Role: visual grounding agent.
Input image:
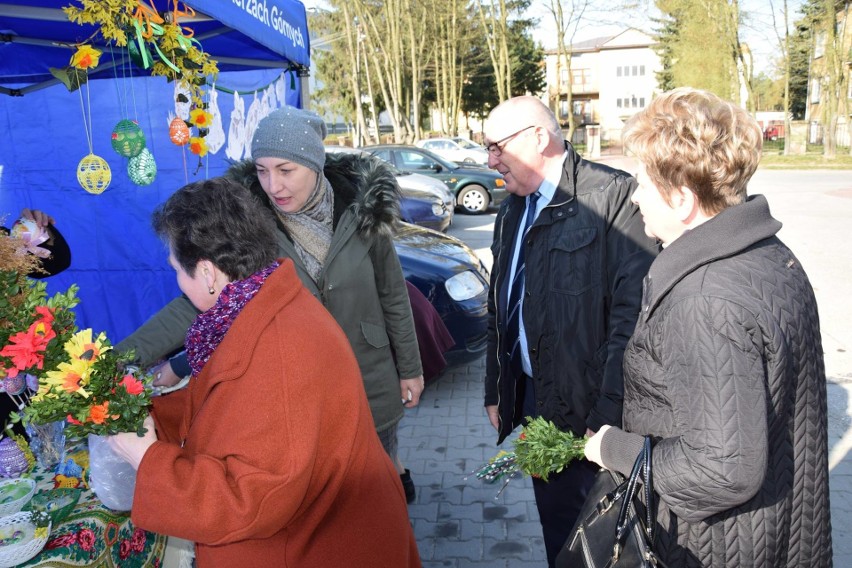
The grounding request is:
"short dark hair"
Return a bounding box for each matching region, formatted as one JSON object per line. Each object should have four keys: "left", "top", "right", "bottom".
{"left": 152, "top": 178, "right": 278, "bottom": 280}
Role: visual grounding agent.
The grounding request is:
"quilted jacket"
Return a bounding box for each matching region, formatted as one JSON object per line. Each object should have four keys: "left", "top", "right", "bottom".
{"left": 603, "top": 195, "right": 832, "bottom": 567}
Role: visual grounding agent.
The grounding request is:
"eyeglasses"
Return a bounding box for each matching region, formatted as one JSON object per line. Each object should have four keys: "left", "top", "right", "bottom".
{"left": 485, "top": 125, "right": 536, "bottom": 156}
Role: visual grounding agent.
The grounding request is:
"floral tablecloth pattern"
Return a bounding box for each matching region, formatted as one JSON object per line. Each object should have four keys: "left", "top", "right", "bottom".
{"left": 17, "top": 447, "right": 166, "bottom": 567}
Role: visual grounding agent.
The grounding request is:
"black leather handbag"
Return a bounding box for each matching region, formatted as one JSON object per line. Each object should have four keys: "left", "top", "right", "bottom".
{"left": 556, "top": 437, "right": 666, "bottom": 568}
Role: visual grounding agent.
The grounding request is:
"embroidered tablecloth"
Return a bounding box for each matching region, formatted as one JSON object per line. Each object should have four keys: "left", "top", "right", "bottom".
{"left": 17, "top": 447, "right": 167, "bottom": 568}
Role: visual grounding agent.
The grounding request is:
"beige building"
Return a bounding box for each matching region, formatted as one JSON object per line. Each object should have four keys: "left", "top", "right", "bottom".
{"left": 542, "top": 29, "right": 661, "bottom": 146}
{"left": 805, "top": 5, "right": 851, "bottom": 147}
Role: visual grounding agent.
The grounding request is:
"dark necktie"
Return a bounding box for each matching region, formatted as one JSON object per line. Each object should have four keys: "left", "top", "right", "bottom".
{"left": 507, "top": 192, "right": 540, "bottom": 379}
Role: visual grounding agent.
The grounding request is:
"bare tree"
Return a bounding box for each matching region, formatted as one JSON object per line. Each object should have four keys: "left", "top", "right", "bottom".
{"left": 477, "top": 0, "right": 513, "bottom": 101}
{"left": 546, "top": 0, "right": 590, "bottom": 141}
{"left": 769, "top": 0, "right": 793, "bottom": 154}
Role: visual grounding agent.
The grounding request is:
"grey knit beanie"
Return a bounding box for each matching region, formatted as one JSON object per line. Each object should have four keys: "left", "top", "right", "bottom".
{"left": 251, "top": 106, "right": 327, "bottom": 172}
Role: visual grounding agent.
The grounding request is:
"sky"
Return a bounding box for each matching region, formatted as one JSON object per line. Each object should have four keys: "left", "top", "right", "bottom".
{"left": 302, "top": 0, "right": 807, "bottom": 77}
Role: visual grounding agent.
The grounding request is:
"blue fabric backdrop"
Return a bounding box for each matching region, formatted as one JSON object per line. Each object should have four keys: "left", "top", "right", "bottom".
{"left": 0, "top": 1, "right": 308, "bottom": 343}
{"left": 0, "top": 69, "right": 301, "bottom": 342}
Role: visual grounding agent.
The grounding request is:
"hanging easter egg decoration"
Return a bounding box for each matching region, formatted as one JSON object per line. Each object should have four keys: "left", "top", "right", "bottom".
{"left": 111, "top": 119, "right": 146, "bottom": 157}
{"left": 128, "top": 147, "right": 157, "bottom": 186}
{"left": 169, "top": 116, "right": 190, "bottom": 146}
{"left": 77, "top": 153, "right": 111, "bottom": 194}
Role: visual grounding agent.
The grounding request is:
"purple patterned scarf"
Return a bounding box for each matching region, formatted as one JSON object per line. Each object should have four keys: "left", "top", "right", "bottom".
{"left": 185, "top": 262, "right": 279, "bottom": 377}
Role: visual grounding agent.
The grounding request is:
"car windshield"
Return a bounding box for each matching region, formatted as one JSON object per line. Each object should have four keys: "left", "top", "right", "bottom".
{"left": 410, "top": 147, "right": 458, "bottom": 171}
{"left": 453, "top": 138, "right": 481, "bottom": 150}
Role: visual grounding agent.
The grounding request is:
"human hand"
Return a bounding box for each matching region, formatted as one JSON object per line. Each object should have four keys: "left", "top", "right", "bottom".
{"left": 106, "top": 415, "right": 158, "bottom": 470}
{"left": 152, "top": 361, "right": 182, "bottom": 387}
{"left": 20, "top": 208, "right": 55, "bottom": 228}
{"left": 583, "top": 424, "right": 612, "bottom": 469}
{"left": 486, "top": 405, "right": 499, "bottom": 431}
{"left": 400, "top": 375, "right": 425, "bottom": 408}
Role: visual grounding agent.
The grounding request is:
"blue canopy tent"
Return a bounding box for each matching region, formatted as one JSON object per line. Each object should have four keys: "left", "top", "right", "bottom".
{"left": 0, "top": 1, "right": 310, "bottom": 343}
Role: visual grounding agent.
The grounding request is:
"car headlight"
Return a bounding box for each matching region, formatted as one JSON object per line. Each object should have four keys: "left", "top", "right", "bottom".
{"left": 494, "top": 178, "right": 505, "bottom": 187}
{"left": 445, "top": 270, "right": 486, "bottom": 301}
{"left": 432, "top": 202, "right": 444, "bottom": 216}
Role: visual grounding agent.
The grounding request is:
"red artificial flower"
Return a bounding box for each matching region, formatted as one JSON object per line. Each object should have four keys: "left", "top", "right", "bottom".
{"left": 34, "top": 305, "right": 55, "bottom": 326}
{"left": 67, "top": 414, "right": 84, "bottom": 426}
{"left": 77, "top": 528, "right": 96, "bottom": 551}
{"left": 0, "top": 319, "right": 55, "bottom": 374}
{"left": 119, "top": 374, "right": 144, "bottom": 395}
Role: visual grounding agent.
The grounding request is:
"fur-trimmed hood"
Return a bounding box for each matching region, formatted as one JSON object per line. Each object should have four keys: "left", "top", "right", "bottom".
{"left": 225, "top": 153, "right": 401, "bottom": 240}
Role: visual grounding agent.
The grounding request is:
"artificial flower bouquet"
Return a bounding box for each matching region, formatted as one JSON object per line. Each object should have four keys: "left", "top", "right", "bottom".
{"left": 22, "top": 329, "right": 154, "bottom": 439}
{"left": 471, "top": 417, "right": 587, "bottom": 494}
{"left": 1, "top": 261, "right": 153, "bottom": 439}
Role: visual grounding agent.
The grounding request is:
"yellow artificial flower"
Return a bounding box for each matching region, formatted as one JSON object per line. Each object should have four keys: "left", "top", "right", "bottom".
{"left": 189, "top": 136, "right": 208, "bottom": 157}
{"left": 65, "top": 329, "right": 110, "bottom": 363}
{"left": 38, "top": 330, "right": 109, "bottom": 399}
{"left": 70, "top": 45, "right": 102, "bottom": 70}
{"left": 189, "top": 108, "right": 213, "bottom": 128}
{"left": 35, "top": 526, "right": 48, "bottom": 539}
{"left": 43, "top": 358, "right": 92, "bottom": 398}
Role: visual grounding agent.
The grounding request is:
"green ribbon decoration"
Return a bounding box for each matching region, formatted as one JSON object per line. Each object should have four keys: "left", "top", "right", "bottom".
{"left": 131, "top": 20, "right": 203, "bottom": 75}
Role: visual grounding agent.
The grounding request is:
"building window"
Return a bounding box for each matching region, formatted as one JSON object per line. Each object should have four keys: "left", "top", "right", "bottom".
{"left": 560, "top": 68, "right": 568, "bottom": 84}
{"left": 617, "top": 66, "right": 622, "bottom": 77}
{"left": 811, "top": 78, "right": 821, "bottom": 103}
{"left": 617, "top": 98, "right": 622, "bottom": 108}
{"left": 640, "top": 65, "right": 645, "bottom": 76}
{"left": 560, "top": 99, "right": 569, "bottom": 117}
{"left": 814, "top": 30, "right": 826, "bottom": 59}
{"left": 640, "top": 97, "right": 645, "bottom": 107}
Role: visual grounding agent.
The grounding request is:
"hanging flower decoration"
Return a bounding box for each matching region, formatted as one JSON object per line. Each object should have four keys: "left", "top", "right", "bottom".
{"left": 63, "top": 1, "right": 219, "bottom": 108}
{"left": 189, "top": 108, "right": 213, "bottom": 129}
{"left": 188, "top": 136, "right": 208, "bottom": 157}
{"left": 70, "top": 45, "right": 102, "bottom": 70}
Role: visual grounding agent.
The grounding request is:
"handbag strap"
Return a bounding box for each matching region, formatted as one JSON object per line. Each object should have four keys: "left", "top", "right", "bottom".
{"left": 613, "top": 436, "right": 655, "bottom": 560}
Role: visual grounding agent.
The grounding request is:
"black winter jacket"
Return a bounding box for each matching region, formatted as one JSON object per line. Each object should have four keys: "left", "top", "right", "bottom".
{"left": 601, "top": 195, "right": 833, "bottom": 567}
{"left": 485, "top": 144, "right": 656, "bottom": 443}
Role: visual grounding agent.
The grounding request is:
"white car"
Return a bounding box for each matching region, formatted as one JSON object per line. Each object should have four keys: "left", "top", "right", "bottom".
{"left": 416, "top": 137, "right": 489, "bottom": 165}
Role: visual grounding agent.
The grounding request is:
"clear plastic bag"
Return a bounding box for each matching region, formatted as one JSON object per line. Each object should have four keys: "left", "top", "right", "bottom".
{"left": 87, "top": 434, "right": 136, "bottom": 511}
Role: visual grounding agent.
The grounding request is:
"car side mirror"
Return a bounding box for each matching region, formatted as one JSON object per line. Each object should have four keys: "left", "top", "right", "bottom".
{"left": 431, "top": 163, "right": 443, "bottom": 172}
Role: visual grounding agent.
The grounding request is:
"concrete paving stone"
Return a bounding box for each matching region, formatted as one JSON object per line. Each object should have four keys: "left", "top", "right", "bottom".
{"left": 459, "top": 518, "right": 486, "bottom": 540}
{"left": 482, "top": 502, "right": 530, "bottom": 523}
{"left": 423, "top": 483, "right": 465, "bottom": 506}
{"left": 456, "top": 560, "right": 514, "bottom": 568}
{"left": 422, "top": 561, "right": 457, "bottom": 568}
{"left": 430, "top": 537, "right": 484, "bottom": 561}
{"left": 422, "top": 457, "right": 471, "bottom": 475}
{"left": 439, "top": 502, "right": 486, "bottom": 522}
{"left": 482, "top": 537, "right": 537, "bottom": 561}
{"left": 408, "top": 501, "right": 441, "bottom": 523}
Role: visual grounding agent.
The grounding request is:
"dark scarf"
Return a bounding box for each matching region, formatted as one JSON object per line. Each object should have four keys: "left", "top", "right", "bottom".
{"left": 185, "top": 261, "right": 279, "bottom": 377}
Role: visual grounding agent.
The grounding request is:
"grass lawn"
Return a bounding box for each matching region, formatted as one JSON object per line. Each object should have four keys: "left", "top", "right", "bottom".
{"left": 761, "top": 141, "right": 852, "bottom": 169}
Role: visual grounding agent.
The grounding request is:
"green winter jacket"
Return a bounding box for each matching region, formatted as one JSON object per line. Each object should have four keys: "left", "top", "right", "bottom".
{"left": 117, "top": 153, "right": 422, "bottom": 432}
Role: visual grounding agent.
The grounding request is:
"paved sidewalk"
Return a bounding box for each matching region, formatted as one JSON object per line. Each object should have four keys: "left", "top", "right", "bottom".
{"left": 401, "top": 355, "right": 849, "bottom": 567}
{"left": 400, "top": 355, "right": 547, "bottom": 568}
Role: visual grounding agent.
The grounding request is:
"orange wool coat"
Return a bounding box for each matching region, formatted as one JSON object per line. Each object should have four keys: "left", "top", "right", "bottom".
{"left": 131, "top": 260, "right": 421, "bottom": 567}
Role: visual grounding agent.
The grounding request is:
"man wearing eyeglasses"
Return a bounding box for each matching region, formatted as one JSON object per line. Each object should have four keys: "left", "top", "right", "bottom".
{"left": 482, "top": 96, "right": 656, "bottom": 566}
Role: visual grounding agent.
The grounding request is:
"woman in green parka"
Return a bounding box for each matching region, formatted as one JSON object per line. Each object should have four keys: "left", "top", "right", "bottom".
{"left": 117, "top": 106, "right": 424, "bottom": 501}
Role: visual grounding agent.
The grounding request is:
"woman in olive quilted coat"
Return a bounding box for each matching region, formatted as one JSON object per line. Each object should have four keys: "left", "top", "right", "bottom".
{"left": 582, "top": 88, "right": 832, "bottom": 567}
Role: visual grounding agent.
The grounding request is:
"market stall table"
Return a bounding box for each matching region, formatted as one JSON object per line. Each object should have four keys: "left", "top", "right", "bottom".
{"left": 16, "top": 445, "right": 167, "bottom": 567}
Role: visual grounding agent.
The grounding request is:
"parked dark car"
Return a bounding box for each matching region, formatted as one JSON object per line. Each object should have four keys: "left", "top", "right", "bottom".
{"left": 395, "top": 223, "right": 489, "bottom": 367}
{"left": 326, "top": 146, "right": 453, "bottom": 232}
{"left": 363, "top": 144, "right": 507, "bottom": 214}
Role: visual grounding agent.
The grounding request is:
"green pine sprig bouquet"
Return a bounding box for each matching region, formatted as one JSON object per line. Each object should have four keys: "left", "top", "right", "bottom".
{"left": 472, "top": 417, "right": 587, "bottom": 490}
